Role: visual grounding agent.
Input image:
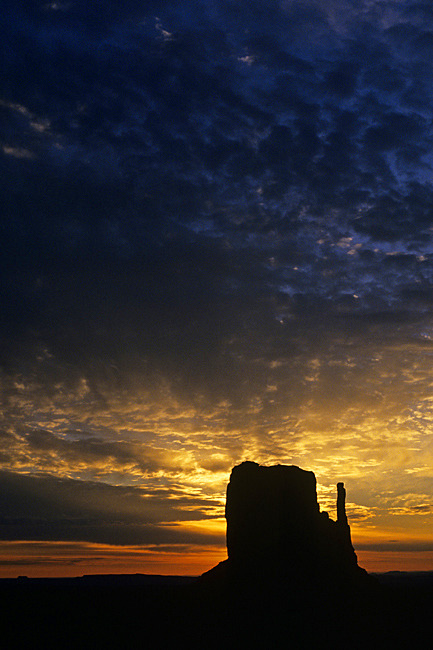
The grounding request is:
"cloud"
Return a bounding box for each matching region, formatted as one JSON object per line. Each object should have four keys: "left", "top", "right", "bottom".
{"left": 0, "top": 470, "right": 223, "bottom": 545}
{"left": 357, "top": 541, "right": 433, "bottom": 553}
{"left": 2, "top": 0, "right": 433, "bottom": 560}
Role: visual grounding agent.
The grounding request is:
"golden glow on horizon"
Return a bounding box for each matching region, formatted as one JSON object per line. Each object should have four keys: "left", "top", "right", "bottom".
{"left": 2, "top": 538, "right": 433, "bottom": 578}
{"left": 2, "top": 350, "right": 433, "bottom": 575}
{"left": 0, "top": 541, "right": 227, "bottom": 579}
{"left": 357, "top": 551, "right": 433, "bottom": 573}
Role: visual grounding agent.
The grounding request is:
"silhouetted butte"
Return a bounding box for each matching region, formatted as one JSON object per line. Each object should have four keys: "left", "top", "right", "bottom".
{"left": 202, "top": 461, "right": 368, "bottom": 593}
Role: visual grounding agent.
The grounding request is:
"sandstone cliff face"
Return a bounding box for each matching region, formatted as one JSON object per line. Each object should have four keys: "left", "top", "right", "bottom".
{"left": 203, "top": 461, "right": 367, "bottom": 590}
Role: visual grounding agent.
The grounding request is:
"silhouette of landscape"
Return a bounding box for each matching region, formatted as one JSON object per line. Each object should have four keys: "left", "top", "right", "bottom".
{"left": 1, "top": 462, "right": 432, "bottom": 648}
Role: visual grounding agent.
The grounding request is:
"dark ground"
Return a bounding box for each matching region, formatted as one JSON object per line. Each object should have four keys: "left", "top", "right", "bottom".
{"left": 0, "top": 572, "right": 431, "bottom": 649}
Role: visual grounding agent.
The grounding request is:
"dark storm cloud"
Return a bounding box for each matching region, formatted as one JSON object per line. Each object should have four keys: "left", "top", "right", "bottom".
{"left": 0, "top": 470, "right": 222, "bottom": 545}
{"left": 2, "top": 1, "right": 433, "bottom": 388}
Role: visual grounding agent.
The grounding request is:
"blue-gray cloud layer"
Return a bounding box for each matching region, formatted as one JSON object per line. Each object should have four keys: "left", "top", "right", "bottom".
{"left": 2, "top": 1, "right": 433, "bottom": 547}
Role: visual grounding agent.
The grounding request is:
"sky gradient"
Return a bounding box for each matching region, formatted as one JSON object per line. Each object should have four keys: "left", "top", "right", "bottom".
{"left": 2, "top": 0, "right": 433, "bottom": 576}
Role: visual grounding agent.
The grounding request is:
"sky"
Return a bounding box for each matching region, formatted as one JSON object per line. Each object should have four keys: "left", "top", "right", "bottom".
{"left": 2, "top": 0, "right": 433, "bottom": 577}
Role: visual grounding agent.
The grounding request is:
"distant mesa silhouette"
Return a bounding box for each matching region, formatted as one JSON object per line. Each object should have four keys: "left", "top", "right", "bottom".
{"left": 202, "top": 461, "right": 369, "bottom": 592}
